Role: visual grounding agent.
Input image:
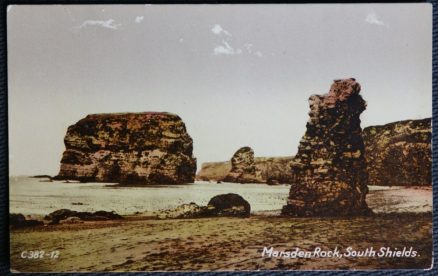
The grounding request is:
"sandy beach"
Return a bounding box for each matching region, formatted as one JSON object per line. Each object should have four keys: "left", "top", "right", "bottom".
{"left": 9, "top": 176, "right": 433, "bottom": 272}
{"left": 10, "top": 213, "right": 432, "bottom": 272}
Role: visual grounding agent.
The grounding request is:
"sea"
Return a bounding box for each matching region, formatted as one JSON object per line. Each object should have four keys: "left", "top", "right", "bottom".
{"left": 9, "top": 176, "right": 432, "bottom": 216}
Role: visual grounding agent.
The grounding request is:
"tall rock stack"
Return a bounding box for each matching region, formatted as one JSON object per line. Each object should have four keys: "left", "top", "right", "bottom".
{"left": 55, "top": 112, "right": 196, "bottom": 185}
{"left": 223, "top": 147, "right": 262, "bottom": 183}
{"left": 282, "top": 78, "right": 372, "bottom": 216}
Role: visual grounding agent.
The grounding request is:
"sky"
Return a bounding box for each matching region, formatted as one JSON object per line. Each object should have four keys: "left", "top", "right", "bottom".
{"left": 7, "top": 4, "right": 432, "bottom": 176}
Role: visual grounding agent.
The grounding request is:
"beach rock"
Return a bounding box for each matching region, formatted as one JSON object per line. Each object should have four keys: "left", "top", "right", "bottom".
{"left": 207, "top": 193, "right": 251, "bottom": 217}
{"left": 45, "top": 209, "right": 123, "bottom": 224}
{"left": 157, "top": 203, "right": 211, "bottom": 219}
{"left": 223, "top": 147, "right": 260, "bottom": 183}
{"left": 10, "top": 213, "right": 44, "bottom": 228}
{"left": 282, "top": 78, "right": 371, "bottom": 217}
{"left": 59, "top": 216, "right": 83, "bottom": 224}
{"left": 363, "top": 118, "right": 431, "bottom": 186}
{"left": 32, "top": 175, "right": 53, "bottom": 179}
{"left": 198, "top": 147, "right": 294, "bottom": 184}
{"left": 158, "top": 194, "right": 251, "bottom": 219}
{"left": 54, "top": 112, "right": 196, "bottom": 185}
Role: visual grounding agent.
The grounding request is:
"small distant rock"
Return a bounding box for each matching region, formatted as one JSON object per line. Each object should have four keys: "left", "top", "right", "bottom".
{"left": 197, "top": 150, "right": 294, "bottom": 184}
{"left": 223, "top": 147, "right": 261, "bottom": 183}
{"left": 32, "top": 175, "right": 53, "bottom": 179}
{"left": 267, "top": 178, "right": 280, "bottom": 186}
{"left": 10, "top": 213, "right": 44, "bottom": 228}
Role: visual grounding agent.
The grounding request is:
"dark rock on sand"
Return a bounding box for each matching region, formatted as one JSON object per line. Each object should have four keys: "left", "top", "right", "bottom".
{"left": 282, "top": 78, "right": 371, "bottom": 217}
{"left": 363, "top": 118, "right": 431, "bottom": 186}
{"left": 10, "top": 213, "right": 44, "bottom": 228}
{"left": 45, "top": 209, "right": 123, "bottom": 224}
{"left": 208, "top": 193, "right": 251, "bottom": 218}
{"left": 157, "top": 202, "right": 211, "bottom": 219}
{"left": 32, "top": 175, "right": 53, "bottom": 179}
{"left": 54, "top": 112, "right": 196, "bottom": 185}
{"left": 159, "top": 193, "right": 251, "bottom": 219}
{"left": 267, "top": 178, "right": 280, "bottom": 186}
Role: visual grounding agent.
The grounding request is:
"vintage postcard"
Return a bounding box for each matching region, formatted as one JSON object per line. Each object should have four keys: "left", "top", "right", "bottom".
{"left": 8, "top": 4, "right": 432, "bottom": 272}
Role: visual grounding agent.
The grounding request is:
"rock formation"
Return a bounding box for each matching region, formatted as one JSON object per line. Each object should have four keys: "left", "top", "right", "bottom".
{"left": 9, "top": 214, "right": 44, "bottom": 228}
{"left": 208, "top": 193, "right": 251, "bottom": 217}
{"left": 197, "top": 146, "right": 294, "bottom": 184}
{"left": 44, "top": 209, "right": 123, "bottom": 224}
{"left": 55, "top": 112, "right": 196, "bottom": 185}
{"left": 282, "top": 78, "right": 371, "bottom": 216}
{"left": 157, "top": 193, "right": 251, "bottom": 219}
{"left": 254, "top": 156, "right": 294, "bottom": 184}
{"left": 363, "top": 118, "right": 431, "bottom": 186}
{"left": 223, "top": 147, "right": 261, "bottom": 183}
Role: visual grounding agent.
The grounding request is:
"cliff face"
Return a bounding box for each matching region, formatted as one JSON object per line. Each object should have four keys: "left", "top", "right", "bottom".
{"left": 363, "top": 118, "right": 431, "bottom": 186}
{"left": 196, "top": 161, "right": 231, "bottom": 182}
{"left": 196, "top": 148, "right": 293, "bottom": 184}
{"left": 55, "top": 112, "right": 196, "bottom": 185}
{"left": 253, "top": 156, "right": 294, "bottom": 184}
{"left": 282, "top": 78, "right": 371, "bottom": 216}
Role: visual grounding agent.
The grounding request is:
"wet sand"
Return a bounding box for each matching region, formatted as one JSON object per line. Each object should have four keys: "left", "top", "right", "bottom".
{"left": 10, "top": 213, "right": 432, "bottom": 272}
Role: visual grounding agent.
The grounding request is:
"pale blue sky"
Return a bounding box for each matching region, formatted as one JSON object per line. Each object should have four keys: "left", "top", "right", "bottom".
{"left": 8, "top": 4, "right": 432, "bottom": 175}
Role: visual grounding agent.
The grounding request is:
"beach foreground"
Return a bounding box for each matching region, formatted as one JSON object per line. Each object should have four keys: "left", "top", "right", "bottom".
{"left": 10, "top": 212, "right": 432, "bottom": 272}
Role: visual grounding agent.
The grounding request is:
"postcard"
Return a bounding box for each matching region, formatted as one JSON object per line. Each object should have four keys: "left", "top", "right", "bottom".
{"left": 8, "top": 4, "right": 432, "bottom": 272}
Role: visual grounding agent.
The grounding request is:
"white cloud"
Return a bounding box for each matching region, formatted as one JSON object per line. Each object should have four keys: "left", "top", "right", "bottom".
{"left": 244, "top": 43, "right": 253, "bottom": 53}
{"left": 365, "top": 12, "right": 385, "bottom": 26}
{"left": 79, "top": 19, "right": 121, "bottom": 30}
{"left": 211, "top": 24, "right": 232, "bottom": 37}
{"left": 244, "top": 43, "right": 264, "bottom": 57}
{"left": 135, "top": 16, "right": 144, "bottom": 24}
{"left": 213, "top": 40, "right": 241, "bottom": 56}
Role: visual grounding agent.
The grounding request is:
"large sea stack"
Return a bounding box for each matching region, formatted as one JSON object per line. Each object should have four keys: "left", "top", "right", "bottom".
{"left": 363, "top": 118, "right": 431, "bottom": 186}
{"left": 55, "top": 112, "right": 196, "bottom": 185}
{"left": 282, "top": 78, "right": 371, "bottom": 216}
